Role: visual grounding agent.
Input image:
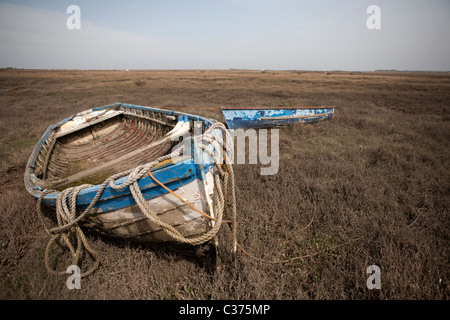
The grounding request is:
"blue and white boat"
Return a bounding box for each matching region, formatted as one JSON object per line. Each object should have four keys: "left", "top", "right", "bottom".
{"left": 24, "top": 103, "right": 231, "bottom": 245}
{"left": 221, "top": 106, "right": 335, "bottom": 129}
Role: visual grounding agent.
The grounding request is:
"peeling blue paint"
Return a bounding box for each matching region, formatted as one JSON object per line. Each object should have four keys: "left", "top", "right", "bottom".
{"left": 221, "top": 107, "right": 335, "bottom": 129}
{"left": 41, "top": 157, "right": 197, "bottom": 212}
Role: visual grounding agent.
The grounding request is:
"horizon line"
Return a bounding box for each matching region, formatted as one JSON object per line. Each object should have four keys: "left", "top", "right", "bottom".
{"left": 1, "top": 67, "right": 450, "bottom": 73}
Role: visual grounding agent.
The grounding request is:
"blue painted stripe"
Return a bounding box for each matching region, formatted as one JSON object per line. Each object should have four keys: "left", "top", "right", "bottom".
{"left": 79, "top": 175, "right": 196, "bottom": 212}
{"left": 42, "top": 157, "right": 197, "bottom": 211}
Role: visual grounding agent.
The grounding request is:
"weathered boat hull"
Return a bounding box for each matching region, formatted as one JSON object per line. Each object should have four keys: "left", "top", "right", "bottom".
{"left": 81, "top": 172, "right": 215, "bottom": 242}
{"left": 221, "top": 106, "right": 335, "bottom": 129}
{"left": 24, "top": 103, "right": 221, "bottom": 243}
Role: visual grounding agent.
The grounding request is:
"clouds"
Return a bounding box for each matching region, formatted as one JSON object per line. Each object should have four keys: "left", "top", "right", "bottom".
{"left": 0, "top": 1, "right": 449, "bottom": 70}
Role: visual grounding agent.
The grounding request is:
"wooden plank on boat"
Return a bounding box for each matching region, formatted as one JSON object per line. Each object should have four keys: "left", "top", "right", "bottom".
{"left": 42, "top": 134, "right": 175, "bottom": 190}
{"left": 55, "top": 110, "right": 124, "bottom": 139}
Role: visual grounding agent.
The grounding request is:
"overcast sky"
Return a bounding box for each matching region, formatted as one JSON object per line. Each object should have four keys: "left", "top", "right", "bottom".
{"left": 0, "top": 0, "right": 449, "bottom": 71}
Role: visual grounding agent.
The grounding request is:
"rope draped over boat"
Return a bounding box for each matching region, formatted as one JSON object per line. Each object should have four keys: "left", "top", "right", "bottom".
{"left": 36, "top": 122, "right": 237, "bottom": 277}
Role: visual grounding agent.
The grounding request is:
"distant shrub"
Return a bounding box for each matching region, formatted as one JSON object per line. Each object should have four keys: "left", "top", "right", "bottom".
{"left": 134, "top": 79, "right": 146, "bottom": 87}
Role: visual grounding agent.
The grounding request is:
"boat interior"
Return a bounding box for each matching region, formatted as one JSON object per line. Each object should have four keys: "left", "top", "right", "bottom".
{"left": 33, "top": 108, "right": 183, "bottom": 190}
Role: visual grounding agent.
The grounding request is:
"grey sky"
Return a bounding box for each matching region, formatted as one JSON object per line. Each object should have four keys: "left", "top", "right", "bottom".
{"left": 0, "top": 0, "right": 449, "bottom": 71}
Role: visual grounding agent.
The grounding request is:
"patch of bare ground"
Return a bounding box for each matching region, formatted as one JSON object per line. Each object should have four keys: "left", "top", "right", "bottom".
{"left": 0, "top": 69, "right": 448, "bottom": 299}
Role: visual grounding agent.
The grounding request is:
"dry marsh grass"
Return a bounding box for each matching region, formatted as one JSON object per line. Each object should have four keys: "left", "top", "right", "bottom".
{"left": 0, "top": 69, "right": 448, "bottom": 300}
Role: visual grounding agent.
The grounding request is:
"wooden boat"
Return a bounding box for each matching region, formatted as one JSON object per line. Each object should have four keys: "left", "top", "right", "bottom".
{"left": 221, "top": 106, "right": 335, "bottom": 129}
{"left": 24, "top": 103, "right": 232, "bottom": 247}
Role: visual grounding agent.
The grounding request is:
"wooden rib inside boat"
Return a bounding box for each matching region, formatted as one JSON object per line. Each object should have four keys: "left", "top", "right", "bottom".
{"left": 40, "top": 110, "right": 176, "bottom": 190}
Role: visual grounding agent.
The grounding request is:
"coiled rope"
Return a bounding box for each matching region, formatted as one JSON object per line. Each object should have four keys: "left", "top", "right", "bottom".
{"left": 36, "top": 122, "right": 237, "bottom": 277}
